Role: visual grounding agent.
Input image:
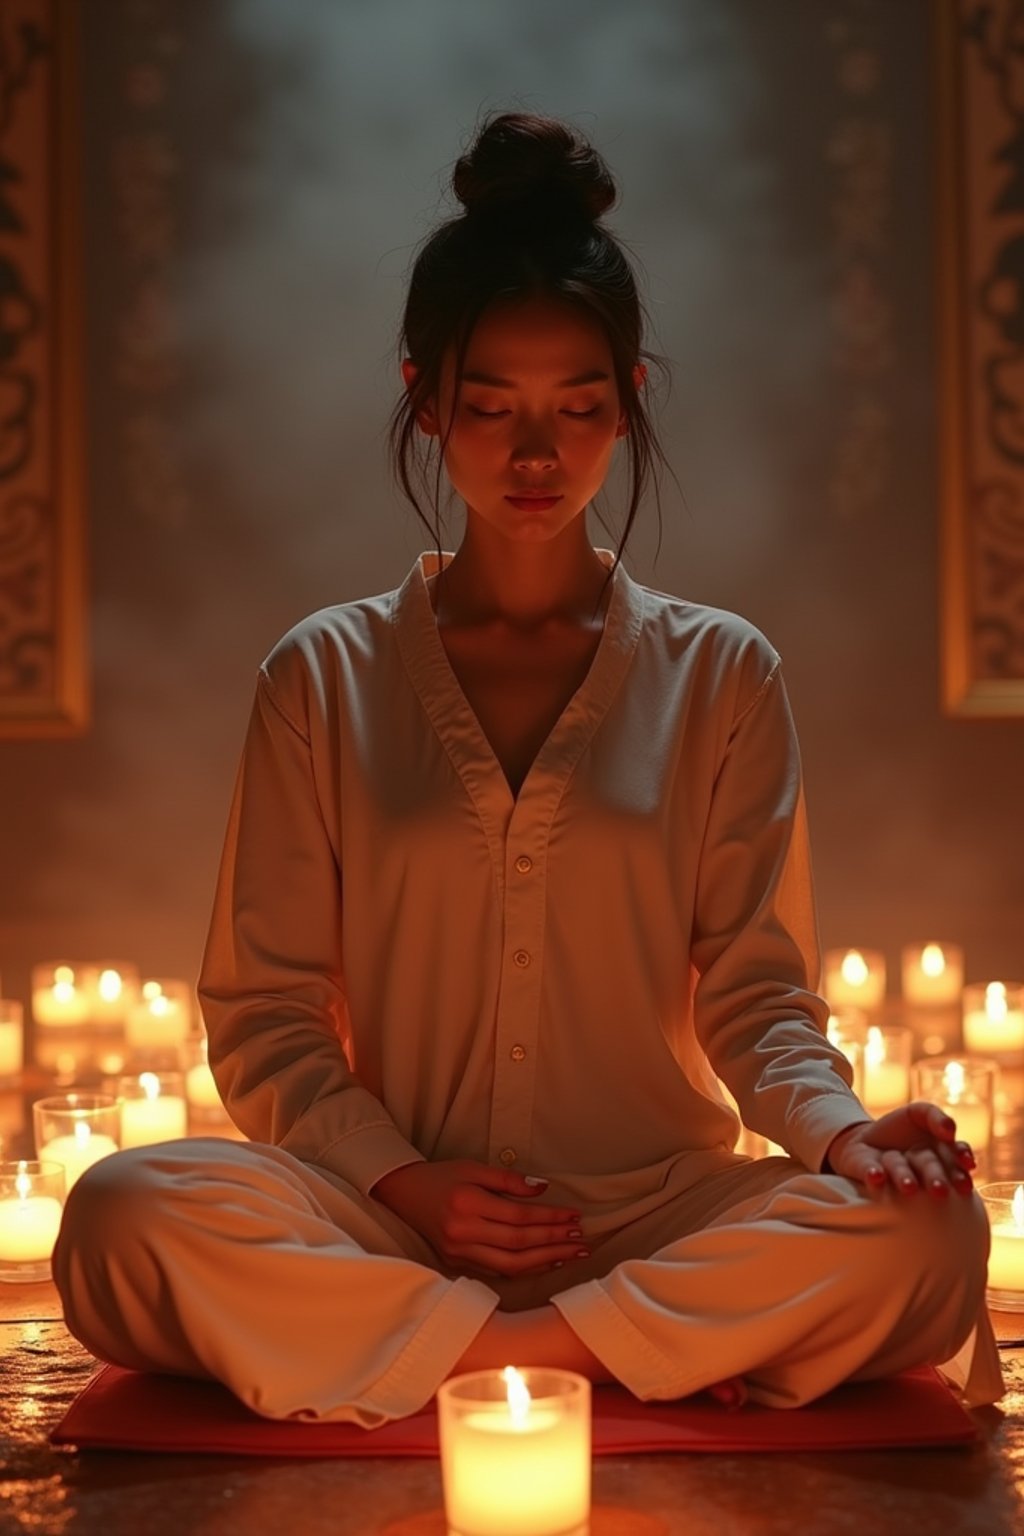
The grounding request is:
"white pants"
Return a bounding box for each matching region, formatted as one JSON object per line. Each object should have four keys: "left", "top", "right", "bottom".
{"left": 51, "top": 1137, "right": 1002, "bottom": 1427}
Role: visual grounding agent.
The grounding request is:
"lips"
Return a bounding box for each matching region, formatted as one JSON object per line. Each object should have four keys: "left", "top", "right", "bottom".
{"left": 506, "top": 492, "right": 563, "bottom": 503}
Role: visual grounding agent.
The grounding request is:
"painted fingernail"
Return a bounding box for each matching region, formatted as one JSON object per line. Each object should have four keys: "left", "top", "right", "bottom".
{"left": 552, "top": 1261, "right": 564, "bottom": 1270}
{"left": 931, "top": 1179, "right": 949, "bottom": 1196}
{"left": 901, "top": 1176, "right": 916, "bottom": 1191}
{"left": 575, "top": 1248, "right": 590, "bottom": 1258}
{"left": 567, "top": 1228, "right": 583, "bottom": 1240}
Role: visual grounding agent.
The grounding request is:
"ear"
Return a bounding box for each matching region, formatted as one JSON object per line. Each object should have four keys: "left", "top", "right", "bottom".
{"left": 401, "top": 358, "right": 440, "bottom": 437}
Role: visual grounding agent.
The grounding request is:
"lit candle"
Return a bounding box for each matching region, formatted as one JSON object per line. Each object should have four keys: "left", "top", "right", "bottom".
{"left": 0, "top": 1165, "right": 63, "bottom": 1266}
{"left": 185, "top": 1061, "right": 222, "bottom": 1112}
{"left": 963, "top": 982, "right": 1024, "bottom": 1058}
{"left": 984, "top": 1184, "right": 1024, "bottom": 1303}
{"left": 119, "top": 1073, "right": 188, "bottom": 1148}
{"left": 438, "top": 1366, "right": 591, "bottom": 1536}
{"left": 826, "top": 1012, "right": 866, "bottom": 1100}
{"left": 32, "top": 964, "right": 90, "bottom": 1026}
{"left": 935, "top": 1060, "right": 990, "bottom": 1150}
{"left": 39, "top": 1121, "right": 119, "bottom": 1191}
{"left": 824, "top": 949, "right": 886, "bottom": 1012}
{"left": 126, "top": 981, "right": 191, "bottom": 1053}
{"left": 862, "top": 1025, "right": 912, "bottom": 1114}
{"left": 901, "top": 943, "right": 964, "bottom": 1006}
{"left": 0, "top": 1002, "right": 23, "bottom": 1081}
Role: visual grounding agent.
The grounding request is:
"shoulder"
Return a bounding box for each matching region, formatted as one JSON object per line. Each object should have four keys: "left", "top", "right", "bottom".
{"left": 636, "top": 578, "right": 782, "bottom": 714}
{"left": 256, "top": 582, "right": 398, "bottom": 726}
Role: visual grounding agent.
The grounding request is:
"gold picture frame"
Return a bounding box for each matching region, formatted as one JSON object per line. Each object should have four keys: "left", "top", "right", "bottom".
{"left": 0, "top": 0, "right": 88, "bottom": 737}
{"left": 935, "top": 1, "right": 1024, "bottom": 716}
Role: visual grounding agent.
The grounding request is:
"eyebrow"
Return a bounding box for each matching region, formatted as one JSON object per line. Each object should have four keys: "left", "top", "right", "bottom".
{"left": 459, "top": 369, "right": 611, "bottom": 388}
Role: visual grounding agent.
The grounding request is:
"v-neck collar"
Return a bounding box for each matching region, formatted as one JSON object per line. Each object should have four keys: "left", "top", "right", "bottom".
{"left": 392, "top": 547, "right": 645, "bottom": 832}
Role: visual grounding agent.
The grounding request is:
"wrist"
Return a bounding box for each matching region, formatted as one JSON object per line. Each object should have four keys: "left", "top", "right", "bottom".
{"left": 822, "top": 1121, "right": 866, "bottom": 1174}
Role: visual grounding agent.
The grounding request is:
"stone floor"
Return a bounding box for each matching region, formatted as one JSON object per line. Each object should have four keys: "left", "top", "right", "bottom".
{"left": 2, "top": 1077, "right": 1023, "bottom": 1536}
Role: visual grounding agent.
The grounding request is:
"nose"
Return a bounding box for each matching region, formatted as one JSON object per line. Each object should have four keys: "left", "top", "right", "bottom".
{"left": 513, "top": 439, "right": 557, "bottom": 470}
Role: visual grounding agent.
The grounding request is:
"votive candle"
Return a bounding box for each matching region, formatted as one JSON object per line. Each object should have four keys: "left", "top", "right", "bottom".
{"left": 862, "top": 1024, "right": 912, "bottom": 1114}
{"left": 438, "top": 1367, "right": 591, "bottom": 1536}
{"left": 118, "top": 1072, "right": 187, "bottom": 1148}
{"left": 0, "top": 1001, "right": 24, "bottom": 1084}
{"left": 901, "top": 943, "right": 964, "bottom": 1006}
{"left": 33, "top": 1094, "right": 121, "bottom": 1191}
{"left": 979, "top": 1183, "right": 1024, "bottom": 1311}
{"left": 963, "top": 982, "right": 1024, "bottom": 1059}
{"left": 824, "top": 949, "right": 886, "bottom": 1012}
{"left": 0, "top": 1161, "right": 64, "bottom": 1282}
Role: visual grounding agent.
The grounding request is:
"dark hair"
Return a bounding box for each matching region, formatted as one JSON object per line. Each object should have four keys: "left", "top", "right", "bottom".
{"left": 385, "top": 109, "right": 682, "bottom": 620}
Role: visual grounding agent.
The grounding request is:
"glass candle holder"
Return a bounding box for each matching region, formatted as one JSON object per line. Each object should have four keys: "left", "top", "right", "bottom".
{"left": 125, "top": 979, "right": 193, "bottom": 1065}
{"left": 81, "top": 962, "right": 140, "bottom": 1025}
{"left": 116, "top": 1071, "right": 187, "bottom": 1148}
{"left": 978, "top": 1182, "right": 1024, "bottom": 1312}
{"left": 32, "top": 1093, "right": 121, "bottom": 1192}
{"left": 181, "top": 1034, "right": 229, "bottom": 1123}
{"left": 823, "top": 949, "right": 886, "bottom": 1013}
{"left": 0, "top": 1001, "right": 24, "bottom": 1088}
{"left": 911, "top": 1056, "right": 997, "bottom": 1166}
{"left": 31, "top": 962, "right": 92, "bottom": 1080}
{"left": 0, "top": 1160, "right": 65, "bottom": 1282}
{"left": 962, "top": 981, "right": 1024, "bottom": 1061}
{"left": 826, "top": 1009, "right": 867, "bottom": 1101}
{"left": 438, "top": 1367, "right": 591, "bottom": 1536}
{"left": 862, "top": 1023, "right": 913, "bottom": 1115}
{"left": 901, "top": 943, "right": 964, "bottom": 1006}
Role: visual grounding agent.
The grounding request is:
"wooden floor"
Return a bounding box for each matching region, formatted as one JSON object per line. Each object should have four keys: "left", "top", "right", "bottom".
{"left": 1, "top": 1081, "right": 1023, "bottom": 1536}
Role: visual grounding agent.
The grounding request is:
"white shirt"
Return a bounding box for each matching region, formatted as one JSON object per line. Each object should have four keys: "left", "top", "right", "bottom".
{"left": 198, "top": 547, "right": 873, "bottom": 1223}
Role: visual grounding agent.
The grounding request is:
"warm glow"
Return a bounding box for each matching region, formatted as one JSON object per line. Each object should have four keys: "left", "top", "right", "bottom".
{"left": 865, "top": 1025, "right": 886, "bottom": 1069}
{"left": 139, "top": 1072, "right": 161, "bottom": 1101}
{"left": 149, "top": 995, "right": 172, "bottom": 1017}
{"left": 142, "top": 980, "right": 163, "bottom": 1001}
{"left": 985, "top": 982, "right": 1008, "bottom": 1022}
{"left": 98, "top": 969, "right": 123, "bottom": 1002}
{"left": 54, "top": 965, "right": 75, "bottom": 986}
{"left": 840, "top": 950, "right": 869, "bottom": 987}
{"left": 942, "top": 1060, "right": 966, "bottom": 1103}
{"left": 826, "top": 1016, "right": 841, "bottom": 1046}
{"left": 1013, "top": 1185, "right": 1024, "bottom": 1232}
{"left": 73, "top": 1120, "right": 92, "bottom": 1148}
{"left": 52, "top": 979, "right": 76, "bottom": 1003}
{"left": 502, "top": 1365, "right": 531, "bottom": 1428}
{"left": 15, "top": 1164, "right": 30, "bottom": 1202}
{"left": 921, "top": 944, "right": 946, "bottom": 978}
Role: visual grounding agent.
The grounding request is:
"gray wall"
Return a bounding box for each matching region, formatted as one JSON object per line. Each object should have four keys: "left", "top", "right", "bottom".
{"left": 3, "top": 0, "right": 1021, "bottom": 1020}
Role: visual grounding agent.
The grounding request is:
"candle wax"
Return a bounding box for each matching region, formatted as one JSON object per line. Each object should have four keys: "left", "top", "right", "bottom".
{"left": 40, "top": 1133, "right": 119, "bottom": 1191}
{"left": 988, "top": 1224, "right": 1024, "bottom": 1295}
{"left": 963, "top": 1009, "right": 1024, "bottom": 1056}
{"left": 0, "top": 1021, "right": 22, "bottom": 1078}
{"left": 442, "top": 1405, "right": 589, "bottom": 1536}
{"left": 0, "top": 1195, "right": 62, "bottom": 1263}
{"left": 120, "top": 1096, "right": 187, "bottom": 1149}
{"left": 185, "top": 1062, "right": 222, "bottom": 1110}
{"left": 863, "top": 1060, "right": 910, "bottom": 1114}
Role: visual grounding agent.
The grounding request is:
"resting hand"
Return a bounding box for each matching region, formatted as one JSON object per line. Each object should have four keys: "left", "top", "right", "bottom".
{"left": 370, "top": 1159, "right": 588, "bottom": 1280}
{"left": 823, "top": 1101, "right": 977, "bottom": 1199}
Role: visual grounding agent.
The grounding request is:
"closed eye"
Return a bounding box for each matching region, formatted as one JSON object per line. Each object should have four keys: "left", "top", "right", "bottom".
{"left": 467, "top": 407, "right": 600, "bottom": 419}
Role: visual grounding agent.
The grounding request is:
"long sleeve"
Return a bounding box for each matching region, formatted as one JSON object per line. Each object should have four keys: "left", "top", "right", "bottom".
{"left": 690, "top": 656, "right": 873, "bottom": 1172}
{"left": 197, "top": 665, "right": 426, "bottom": 1195}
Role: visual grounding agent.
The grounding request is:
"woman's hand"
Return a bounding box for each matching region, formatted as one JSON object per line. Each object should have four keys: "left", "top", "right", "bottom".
{"left": 823, "top": 1101, "right": 977, "bottom": 1198}
{"left": 370, "top": 1160, "right": 589, "bottom": 1280}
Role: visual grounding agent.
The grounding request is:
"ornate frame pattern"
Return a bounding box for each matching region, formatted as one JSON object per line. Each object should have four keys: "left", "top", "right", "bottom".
{"left": 0, "top": 0, "right": 87, "bottom": 737}
{"left": 936, "top": 2, "right": 1024, "bottom": 715}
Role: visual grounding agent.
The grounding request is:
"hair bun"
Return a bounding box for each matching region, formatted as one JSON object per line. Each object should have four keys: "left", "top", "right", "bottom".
{"left": 452, "top": 111, "right": 616, "bottom": 226}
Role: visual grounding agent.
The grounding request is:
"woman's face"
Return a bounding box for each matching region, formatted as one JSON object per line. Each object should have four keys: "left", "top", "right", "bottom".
{"left": 403, "top": 295, "right": 644, "bottom": 543}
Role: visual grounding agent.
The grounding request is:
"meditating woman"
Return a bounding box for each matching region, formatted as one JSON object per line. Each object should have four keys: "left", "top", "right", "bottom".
{"left": 53, "top": 110, "right": 1002, "bottom": 1424}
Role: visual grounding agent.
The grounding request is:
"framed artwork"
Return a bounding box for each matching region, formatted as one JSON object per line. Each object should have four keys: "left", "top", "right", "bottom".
{"left": 935, "top": 2, "right": 1024, "bottom": 716}
{"left": 0, "top": 0, "right": 88, "bottom": 738}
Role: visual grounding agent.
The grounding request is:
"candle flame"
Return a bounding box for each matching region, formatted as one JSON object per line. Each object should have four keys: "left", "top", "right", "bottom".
{"left": 149, "top": 995, "right": 172, "bottom": 1017}
{"left": 53, "top": 965, "right": 75, "bottom": 986}
{"left": 98, "top": 969, "right": 123, "bottom": 1002}
{"left": 985, "top": 982, "right": 1008, "bottom": 1023}
{"left": 142, "top": 980, "right": 163, "bottom": 1001}
{"left": 840, "top": 950, "right": 869, "bottom": 987}
{"left": 53, "top": 979, "right": 76, "bottom": 1003}
{"left": 1012, "top": 1185, "right": 1024, "bottom": 1232}
{"left": 921, "top": 944, "right": 946, "bottom": 979}
{"left": 865, "top": 1025, "right": 886, "bottom": 1070}
{"left": 502, "top": 1365, "right": 531, "bottom": 1427}
{"left": 942, "top": 1060, "right": 966, "bottom": 1104}
{"left": 73, "top": 1120, "right": 93, "bottom": 1148}
{"left": 139, "top": 1072, "right": 161, "bottom": 1101}
{"left": 15, "top": 1161, "right": 30, "bottom": 1201}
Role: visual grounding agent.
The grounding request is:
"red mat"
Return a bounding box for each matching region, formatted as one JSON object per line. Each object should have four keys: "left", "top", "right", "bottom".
{"left": 49, "top": 1363, "right": 975, "bottom": 1455}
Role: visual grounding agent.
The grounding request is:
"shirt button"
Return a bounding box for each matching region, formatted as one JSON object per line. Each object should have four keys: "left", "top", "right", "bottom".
{"left": 499, "top": 1147, "right": 517, "bottom": 1166}
{"left": 513, "top": 949, "right": 531, "bottom": 968}
{"left": 515, "top": 855, "right": 533, "bottom": 874}
{"left": 510, "top": 1044, "right": 526, "bottom": 1062}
